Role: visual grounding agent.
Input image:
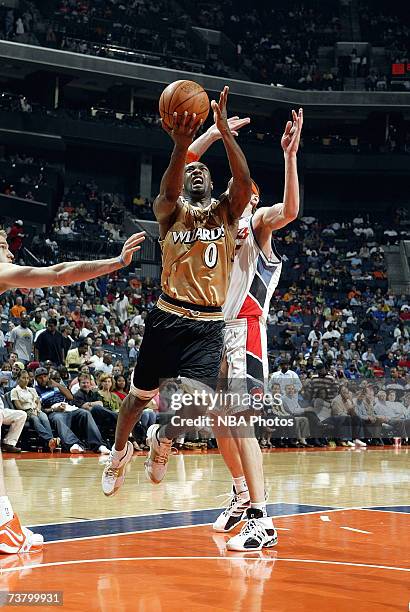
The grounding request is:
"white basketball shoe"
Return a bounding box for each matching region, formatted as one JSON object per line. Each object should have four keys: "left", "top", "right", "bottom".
{"left": 101, "top": 441, "right": 134, "bottom": 497}
{"left": 226, "top": 508, "right": 278, "bottom": 552}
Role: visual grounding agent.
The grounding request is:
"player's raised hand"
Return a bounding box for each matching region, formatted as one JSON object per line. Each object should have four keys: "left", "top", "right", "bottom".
{"left": 227, "top": 116, "right": 250, "bottom": 136}
{"left": 161, "top": 111, "right": 203, "bottom": 148}
{"left": 119, "top": 232, "right": 145, "bottom": 267}
{"left": 281, "top": 108, "right": 303, "bottom": 157}
{"left": 211, "top": 86, "right": 231, "bottom": 135}
{"left": 206, "top": 115, "right": 250, "bottom": 140}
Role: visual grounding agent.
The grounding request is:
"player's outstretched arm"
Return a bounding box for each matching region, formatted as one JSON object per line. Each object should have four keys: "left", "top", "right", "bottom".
{"left": 255, "top": 108, "right": 303, "bottom": 231}
{"left": 186, "top": 116, "right": 250, "bottom": 164}
{"left": 0, "top": 232, "right": 145, "bottom": 292}
{"left": 154, "top": 111, "right": 202, "bottom": 227}
{"left": 211, "top": 87, "right": 252, "bottom": 219}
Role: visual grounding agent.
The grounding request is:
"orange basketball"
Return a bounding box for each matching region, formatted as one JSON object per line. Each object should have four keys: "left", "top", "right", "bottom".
{"left": 159, "top": 80, "right": 210, "bottom": 129}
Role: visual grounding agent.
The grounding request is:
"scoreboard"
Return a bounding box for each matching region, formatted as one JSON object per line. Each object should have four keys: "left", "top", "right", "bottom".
{"left": 392, "top": 63, "right": 410, "bottom": 76}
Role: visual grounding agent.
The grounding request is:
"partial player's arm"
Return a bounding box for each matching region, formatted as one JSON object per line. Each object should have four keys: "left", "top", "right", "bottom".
{"left": 212, "top": 87, "right": 252, "bottom": 219}
{"left": 186, "top": 116, "right": 250, "bottom": 163}
{"left": 254, "top": 109, "right": 303, "bottom": 232}
{"left": 154, "top": 112, "right": 202, "bottom": 233}
{"left": 0, "top": 232, "right": 145, "bottom": 292}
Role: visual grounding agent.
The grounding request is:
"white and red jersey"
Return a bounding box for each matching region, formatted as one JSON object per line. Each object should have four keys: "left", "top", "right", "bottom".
{"left": 223, "top": 215, "right": 282, "bottom": 323}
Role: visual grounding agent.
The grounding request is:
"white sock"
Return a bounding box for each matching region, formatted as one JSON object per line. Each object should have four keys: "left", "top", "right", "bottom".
{"left": 112, "top": 445, "right": 127, "bottom": 460}
{"left": 250, "top": 502, "right": 267, "bottom": 517}
{"left": 0, "top": 496, "right": 13, "bottom": 525}
{"left": 233, "top": 476, "right": 248, "bottom": 495}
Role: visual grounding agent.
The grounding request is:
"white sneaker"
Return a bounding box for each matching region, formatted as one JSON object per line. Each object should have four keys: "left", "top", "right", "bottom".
{"left": 101, "top": 441, "right": 134, "bottom": 497}
{"left": 70, "top": 444, "right": 85, "bottom": 453}
{"left": 226, "top": 509, "right": 278, "bottom": 552}
{"left": 144, "top": 424, "right": 172, "bottom": 484}
{"left": 213, "top": 489, "right": 250, "bottom": 532}
{"left": 346, "top": 441, "right": 355, "bottom": 447}
{"left": 354, "top": 439, "right": 367, "bottom": 447}
{"left": 98, "top": 445, "right": 111, "bottom": 455}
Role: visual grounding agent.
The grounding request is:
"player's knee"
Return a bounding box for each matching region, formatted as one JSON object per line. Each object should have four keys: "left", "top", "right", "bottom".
{"left": 129, "top": 384, "right": 158, "bottom": 402}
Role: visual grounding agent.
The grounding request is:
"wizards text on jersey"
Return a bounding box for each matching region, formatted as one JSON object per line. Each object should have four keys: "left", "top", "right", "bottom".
{"left": 172, "top": 225, "right": 225, "bottom": 244}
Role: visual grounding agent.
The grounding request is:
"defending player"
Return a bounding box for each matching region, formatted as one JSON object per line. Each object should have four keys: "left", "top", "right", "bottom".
{"left": 0, "top": 230, "right": 145, "bottom": 553}
{"left": 187, "top": 109, "right": 303, "bottom": 551}
{"left": 101, "top": 86, "right": 252, "bottom": 496}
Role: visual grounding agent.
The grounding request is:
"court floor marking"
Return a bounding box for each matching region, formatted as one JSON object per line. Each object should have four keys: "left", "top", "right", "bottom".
{"left": 40, "top": 512, "right": 328, "bottom": 545}
{"left": 43, "top": 522, "right": 216, "bottom": 544}
{"left": 26, "top": 501, "right": 342, "bottom": 528}
{"left": 27, "top": 505, "right": 409, "bottom": 545}
{"left": 35, "top": 507, "right": 353, "bottom": 545}
{"left": 38, "top": 507, "right": 382, "bottom": 545}
{"left": 340, "top": 527, "right": 372, "bottom": 534}
{"left": 2, "top": 556, "right": 409, "bottom": 574}
{"left": 362, "top": 506, "right": 410, "bottom": 514}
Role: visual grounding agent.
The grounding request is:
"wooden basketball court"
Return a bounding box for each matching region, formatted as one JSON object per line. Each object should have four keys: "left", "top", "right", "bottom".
{"left": 2, "top": 447, "right": 409, "bottom": 611}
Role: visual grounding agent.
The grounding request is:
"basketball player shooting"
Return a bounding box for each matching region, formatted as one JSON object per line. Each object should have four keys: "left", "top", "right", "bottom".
{"left": 186, "top": 109, "right": 303, "bottom": 551}
{"left": 101, "top": 86, "right": 252, "bottom": 496}
{"left": 0, "top": 230, "right": 145, "bottom": 553}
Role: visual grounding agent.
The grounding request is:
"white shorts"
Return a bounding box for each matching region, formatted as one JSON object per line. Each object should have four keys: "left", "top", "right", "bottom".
{"left": 222, "top": 318, "right": 269, "bottom": 391}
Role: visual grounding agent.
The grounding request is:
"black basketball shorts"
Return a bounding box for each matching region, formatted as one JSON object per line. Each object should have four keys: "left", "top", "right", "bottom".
{"left": 131, "top": 305, "right": 225, "bottom": 399}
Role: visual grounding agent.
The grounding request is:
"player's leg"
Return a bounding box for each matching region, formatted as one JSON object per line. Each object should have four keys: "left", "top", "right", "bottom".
{"left": 231, "top": 435, "right": 265, "bottom": 504}
{"left": 213, "top": 322, "right": 251, "bottom": 531}
{"left": 102, "top": 307, "right": 169, "bottom": 496}
{"left": 226, "top": 319, "right": 278, "bottom": 551}
{"left": 215, "top": 436, "right": 243, "bottom": 478}
{"left": 146, "top": 316, "right": 224, "bottom": 484}
{"left": 0, "top": 452, "right": 43, "bottom": 554}
{"left": 102, "top": 391, "right": 153, "bottom": 496}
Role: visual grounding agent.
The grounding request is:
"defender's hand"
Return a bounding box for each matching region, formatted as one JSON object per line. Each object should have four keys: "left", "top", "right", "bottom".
{"left": 119, "top": 232, "right": 146, "bottom": 267}
{"left": 206, "top": 115, "right": 250, "bottom": 140}
{"left": 281, "top": 108, "right": 303, "bottom": 157}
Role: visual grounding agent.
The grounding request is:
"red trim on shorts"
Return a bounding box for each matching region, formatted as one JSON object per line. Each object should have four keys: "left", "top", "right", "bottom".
{"left": 237, "top": 294, "right": 263, "bottom": 318}
{"left": 246, "top": 318, "right": 262, "bottom": 359}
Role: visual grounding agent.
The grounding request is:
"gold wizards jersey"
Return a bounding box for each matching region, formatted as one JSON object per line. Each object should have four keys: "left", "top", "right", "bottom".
{"left": 160, "top": 196, "right": 235, "bottom": 307}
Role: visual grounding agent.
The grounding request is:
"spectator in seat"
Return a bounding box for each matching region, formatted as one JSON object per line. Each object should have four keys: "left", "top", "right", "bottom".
{"left": 66, "top": 341, "right": 90, "bottom": 374}
{"left": 34, "top": 318, "right": 65, "bottom": 365}
{"left": 11, "top": 369, "right": 59, "bottom": 451}
{"left": 7, "top": 221, "right": 24, "bottom": 258}
{"left": 354, "top": 384, "right": 383, "bottom": 444}
{"left": 34, "top": 367, "right": 110, "bottom": 454}
{"left": 10, "top": 297, "right": 26, "bottom": 320}
{"left": 97, "top": 374, "right": 121, "bottom": 412}
{"left": 4, "top": 362, "right": 25, "bottom": 392}
{"left": 73, "top": 373, "right": 117, "bottom": 433}
{"left": 69, "top": 365, "right": 97, "bottom": 395}
{"left": 8, "top": 314, "right": 33, "bottom": 364}
{"left": 361, "top": 347, "right": 377, "bottom": 364}
{"left": 271, "top": 358, "right": 302, "bottom": 392}
{"left": 0, "top": 392, "right": 26, "bottom": 453}
{"left": 113, "top": 374, "right": 128, "bottom": 400}
{"left": 386, "top": 389, "right": 410, "bottom": 436}
{"left": 94, "top": 352, "right": 113, "bottom": 375}
{"left": 374, "top": 389, "right": 406, "bottom": 440}
{"left": 29, "top": 308, "right": 46, "bottom": 335}
{"left": 281, "top": 384, "right": 311, "bottom": 447}
{"left": 331, "top": 385, "right": 366, "bottom": 447}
